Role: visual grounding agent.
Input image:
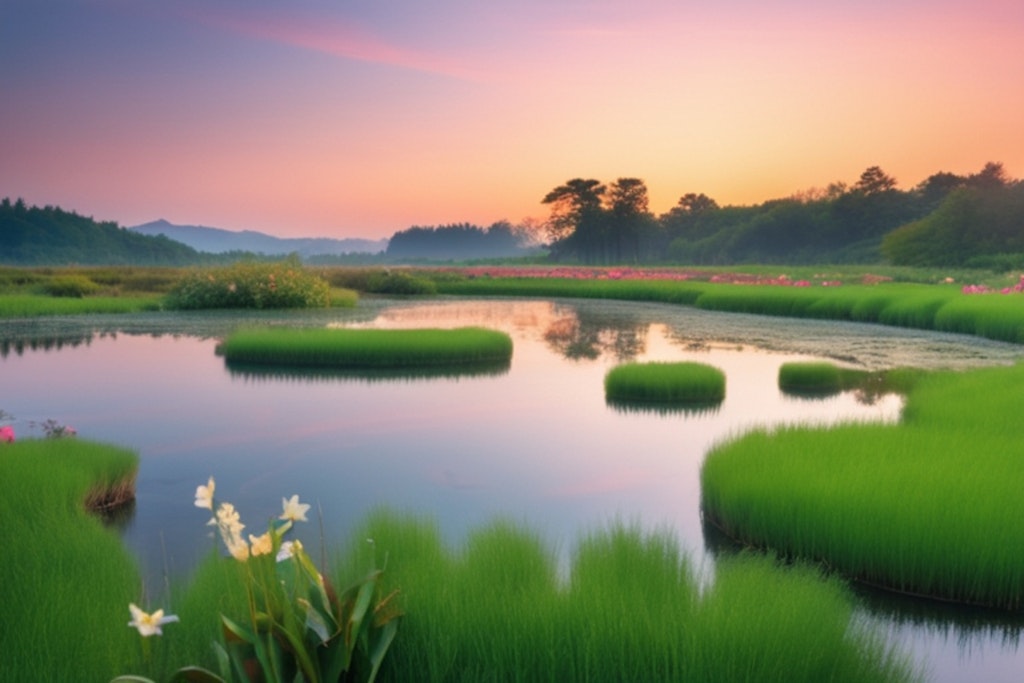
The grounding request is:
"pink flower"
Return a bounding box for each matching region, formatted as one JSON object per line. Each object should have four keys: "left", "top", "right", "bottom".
{"left": 0, "top": 426, "right": 13, "bottom": 443}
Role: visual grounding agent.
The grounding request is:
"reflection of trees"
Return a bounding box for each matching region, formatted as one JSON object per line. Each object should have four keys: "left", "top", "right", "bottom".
{"left": 542, "top": 310, "right": 647, "bottom": 361}
{"left": 0, "top": 333, "right": 94, "bottom": 358}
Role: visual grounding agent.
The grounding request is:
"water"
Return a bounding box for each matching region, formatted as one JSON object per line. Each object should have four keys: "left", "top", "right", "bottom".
{"left": 2, "top": 297, "right": 1022, "bottom": 682}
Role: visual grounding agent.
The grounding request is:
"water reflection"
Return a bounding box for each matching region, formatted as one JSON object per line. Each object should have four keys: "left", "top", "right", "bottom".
{"left": 605, "top": 398, "right": 723, "bottom": 418}
{"left": 225, "top": 359, "right": 512, "bottom": 383}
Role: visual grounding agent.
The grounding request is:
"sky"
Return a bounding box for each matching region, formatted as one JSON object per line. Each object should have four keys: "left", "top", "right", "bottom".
{"left": 2, "top": 0, "right": 1023, "bottom": 240}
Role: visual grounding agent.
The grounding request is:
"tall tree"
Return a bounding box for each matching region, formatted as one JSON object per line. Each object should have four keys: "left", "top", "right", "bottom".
{"left": 541, "top": 178, "right": 606, "bottom": 261}
{"left": 853, "top": 166, "right": 898, "bottom": 195}
{"left": 607, "top": 178, "right": 655, "bottom": 262}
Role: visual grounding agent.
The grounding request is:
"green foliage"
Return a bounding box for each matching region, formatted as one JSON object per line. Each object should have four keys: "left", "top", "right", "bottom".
{"left": 1, "top": 439, "right": 143, "bottom": 682}
{"left": 882, "top": 184, "right": 1024, "bottom": 266}
{"left": 220, "top": 327, "right": 513, "bottom": 369}
{"left": 701, "top": 361, "right": 1024, "bottom": 609}
{"left": 364, "top": 270, "right": 437, "bottom": 295}
{"left": 338, "top": 512, "right": 920, "bottom": 683}
{"left": 0, "top": 293, "right": 163, "bottom": 318}
{"left": 778, "top": 362, "right": 846, "bottom": 394}
{"left": 165, "top": 261, "right": 332, "bottom": 310}
{"left": 605, "top": 361, "right": 726, "bottom": 405}
{"left": 39, "top": 274, "right": 101, "bottom": 298}
{"left": 0, "top": 198, "right": 200, "bottom": 266}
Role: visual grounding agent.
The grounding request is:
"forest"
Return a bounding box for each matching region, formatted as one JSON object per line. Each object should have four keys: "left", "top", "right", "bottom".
{"left": 3, "top": 161, "right": 1022, "bottom": 267}
{"left": 541, "top": 162, "right": 1024, "bottom": 267}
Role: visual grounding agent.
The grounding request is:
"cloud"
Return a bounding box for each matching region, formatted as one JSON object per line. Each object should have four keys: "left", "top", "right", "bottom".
{"left": 180, "top": 6, "right": 484, "bottom": 81}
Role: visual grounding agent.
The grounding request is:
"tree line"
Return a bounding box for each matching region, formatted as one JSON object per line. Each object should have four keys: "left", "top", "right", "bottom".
{"left": 541, "top": 162, "right": 1023, "bottom": 267}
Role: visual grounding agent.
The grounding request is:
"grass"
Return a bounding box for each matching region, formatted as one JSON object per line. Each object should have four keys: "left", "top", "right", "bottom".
{"left": 605, "top": 361, "right": 726, "bottom": 406}
{"left": 701, "top": 361, "right": 1024, "bottom": 609}
{"left": 219, "top": 326, "right": 514, "bottom": 369}
{"left": 428, "top": 273, "right": 1024, "bottom": 344}
{"left": 1, "top": 438, "right": 145, "bottom": 682}
{"left": 0, "top": 293, "right": 163, "bottom": 317}
{"left": 334, "top": 509, "right": 921, "bottom": 683}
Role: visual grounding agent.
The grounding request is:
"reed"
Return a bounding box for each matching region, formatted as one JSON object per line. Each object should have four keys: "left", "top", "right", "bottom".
{"left": 702, "top": 362, "right": 1024, "bottom": 609}
{"left": 777, "top": 362, "right": 872, "bottom": 395}
{"left": 220, "top": 326, "right": 513, "bottom": 369}
{"left": 336, "top": 511, "right": 920, "bottom": 683}
{"left": 605, "top": 361, "right": 725, "bottom": 405}
{"left": 0, "top": 293, "right": 162, "bottom": 318}
{"left": 1, "top": 439, "right": 145, "bottom": 682}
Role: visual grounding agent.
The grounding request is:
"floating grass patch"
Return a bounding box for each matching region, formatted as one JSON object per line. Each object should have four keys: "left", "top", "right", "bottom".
{"left": 605, "top": 361, "right": 725, "bottom": 406}
{"left": 702, "top": 361, "right": 1024, "bottom": 609}
{"left": 220, "top": 326, "right": 513, "bottom": 369}
{"left": 777, "top": 361, "right": 875, "bottom": 397}
{"left": 337, "top": 510, "right": 920, "bottom": 683}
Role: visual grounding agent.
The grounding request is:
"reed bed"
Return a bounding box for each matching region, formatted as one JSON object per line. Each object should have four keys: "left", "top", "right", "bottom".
{"left": 605, "top": 361, "right": 726, "bottom": 405}
{"left": 702, "top": 361, "right": 1024, "bottom": 609}
{"left": 0, "top": 293, "right": 162, "bottom": 318}
{"left": 335, "top": 509, "right": 920, "bottom": 683}
{"left": 432, "top": 275, "right": 1024, "bottom": 344}
{"left": 1, "top": 439, "right": 145, "bottom": 682}
{"left": 220, "top": 326, "right": 513, "bottom": 369}
{"left": 777, "top": 362, "right": 871, "bottom": 395}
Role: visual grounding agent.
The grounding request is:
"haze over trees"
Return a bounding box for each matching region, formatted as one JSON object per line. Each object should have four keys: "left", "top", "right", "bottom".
{"left": 385, "top": 221, "right": 541, "bottom": 261}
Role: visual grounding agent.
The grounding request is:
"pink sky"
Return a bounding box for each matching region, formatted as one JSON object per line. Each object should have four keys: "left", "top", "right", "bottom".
{"left": 2, "top": 0, "right": 1022, "bottom": 239}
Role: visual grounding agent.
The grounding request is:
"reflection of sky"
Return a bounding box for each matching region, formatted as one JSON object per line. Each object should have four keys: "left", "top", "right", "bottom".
{"left": 3, "top": 299, "right": 1023, "bottom": 683}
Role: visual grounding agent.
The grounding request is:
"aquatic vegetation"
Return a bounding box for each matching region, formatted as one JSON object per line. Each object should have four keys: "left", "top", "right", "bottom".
{"left": 702, "top": 361, "right": 1024, "bottom": 609}
{"left": 0, "top": 293, "right": 163, "bottom": 317}
{"left": 335, "top": 510, "right": 921, "bottom": 683}
{"left": 220, "top": 326, "right": 513, "bottom": 369}
{"left": 605, "top": 361, "right": 726, "bottom": 405}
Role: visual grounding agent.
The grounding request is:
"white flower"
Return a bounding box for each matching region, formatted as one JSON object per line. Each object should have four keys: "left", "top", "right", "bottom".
{"left": 279, "top": 495, "right": 310, "bottom": 523}
{"left": 215, "top": 502, "right": 244, "bottom": 536}
{"left": 194, "top": 477, "right": 215, "bottom": 511}
{"left": 128, "top": 603, "right": 179, "bottom": 637}
{"left": 225, "top": 535, "right": 250, "bottom": 561}
{"left": 276, "top": 539, "right": 302, "bottom": 562}
{"left": 249, "top": 532, "right": 273, "bottom": 557}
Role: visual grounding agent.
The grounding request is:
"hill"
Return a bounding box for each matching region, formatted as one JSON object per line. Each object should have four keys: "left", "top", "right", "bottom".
{"left": 0, "top": 199, "right": 199, "bottom": 265}
{"left": 130, "top": 220, "right": 388, "bottom": 257}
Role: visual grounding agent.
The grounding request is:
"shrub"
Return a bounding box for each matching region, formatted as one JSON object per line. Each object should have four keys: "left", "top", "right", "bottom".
{"left": 40, "top": 274, "right": 101, "bottom": 298}
{"left": 165, "top": 260, "right": 331, "bottom": 310}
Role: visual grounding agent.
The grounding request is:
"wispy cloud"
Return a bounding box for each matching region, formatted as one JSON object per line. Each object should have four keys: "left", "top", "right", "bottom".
{"left": 180, "top": 6, "right": 484, "bottom": 82}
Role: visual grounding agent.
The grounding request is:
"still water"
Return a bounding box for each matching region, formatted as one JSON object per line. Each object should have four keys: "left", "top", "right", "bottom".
{"left": 2, "top": 297, "right": 1022, "bottom": 682}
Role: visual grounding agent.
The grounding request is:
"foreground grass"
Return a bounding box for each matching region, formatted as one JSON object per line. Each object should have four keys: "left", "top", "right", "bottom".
{"left": 605, "top": 361, "right": 726, "bottom": 405}
{"left": 334, "top": 510, "right": 920, "bottom": 683}
{"left": 220, "top": 326, "right": 514, "bottom": 369}
{"left": 6, "top": 448, "right": 921, "bottom": 683}
{"left": 702, "top": 361, "right": 1024, "bottom": 609}
{"left": 1, "top": 439, "right": 145, "bottom": 681}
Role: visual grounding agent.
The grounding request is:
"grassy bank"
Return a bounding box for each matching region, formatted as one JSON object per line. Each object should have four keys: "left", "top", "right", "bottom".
{"left": 219, "top": 326, "right": 514, "bottom": 369}
{"left": 333, "top": 510, "right": 920, "bottom": 683}
{"left": 1, "top": 438, "right": 146, "bottom": 681}
{"left": 701, "top": 361, "right": 1024, "bottom": 609}
{"left": 605, "top": 361, "right": 726, "bottom": 405}
{"left": 429, "top": 274, "right": 1024, "bottom": 344}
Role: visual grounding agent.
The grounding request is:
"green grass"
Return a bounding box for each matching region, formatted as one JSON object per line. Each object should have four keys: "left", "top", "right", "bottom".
{"left": 605, "top": 361, "right": 726, "bottom": 405}
{"left": 336, "top": 509, "right": 920, "bottom": 683}
{"left": 0, "top": 293, "right": 163, "bottom": 317}
{"left": 1, "top": 438, "right": 146, "bottom": 682}
{"left": 702, "top": 361, "right": 1024, "bottom": 609}
{"left": 219, "top": 326, "right": 514, "bottom": 369}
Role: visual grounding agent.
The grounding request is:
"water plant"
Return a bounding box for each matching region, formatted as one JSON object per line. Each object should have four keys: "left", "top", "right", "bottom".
{"left": 335, "top": 510, "right": 920, "bottom": 683}
{"left": 219, "top": 326, "right": 513, "bottom": 369}
{"left": 702, "top": 361, "right": 1024, "bottom": 609}
{"left": 605, "top": 361, "right": 725, "bottom": 405}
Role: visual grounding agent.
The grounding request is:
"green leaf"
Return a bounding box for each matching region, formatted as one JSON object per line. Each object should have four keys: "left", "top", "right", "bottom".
{"left": 110, "top": 677, "right": 157, "bottom": 683}
{"left": 168, "top": 666, "right": 230, "bottom": 683}
{"left": 300, "top": 597, "right": 332, "bottom": 644}
{"left": 365, "top": 617, "right": 400, "bottom": 683}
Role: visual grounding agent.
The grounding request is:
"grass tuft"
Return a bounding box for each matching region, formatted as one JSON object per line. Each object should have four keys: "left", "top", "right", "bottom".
{"left": 605, "top": 361, "right": 725, "bottom": 406}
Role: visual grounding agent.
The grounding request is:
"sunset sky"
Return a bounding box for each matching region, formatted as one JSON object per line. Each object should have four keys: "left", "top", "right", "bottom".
{"left": 3, "top": 0, "right": 1022, "bottom": 239}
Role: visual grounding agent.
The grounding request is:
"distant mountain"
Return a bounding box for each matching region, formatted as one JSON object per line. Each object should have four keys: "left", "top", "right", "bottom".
{"left": 130, "top": 220, "right": 388, "bottom": 256}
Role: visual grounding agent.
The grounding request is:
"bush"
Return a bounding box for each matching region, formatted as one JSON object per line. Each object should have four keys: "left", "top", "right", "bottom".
{"left": 165, "top": 260, "right": 331, "bottom": 310}
{"left": 365, "top": 270, "right": 437, "bottom": 295}
{"left": 40, "top": 274, "right": 101, "bottom": 298}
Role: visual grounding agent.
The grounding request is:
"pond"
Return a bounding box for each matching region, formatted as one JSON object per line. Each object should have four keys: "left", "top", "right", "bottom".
{"left": 2, "top": 296, "right": 1023, "bottom": 683}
